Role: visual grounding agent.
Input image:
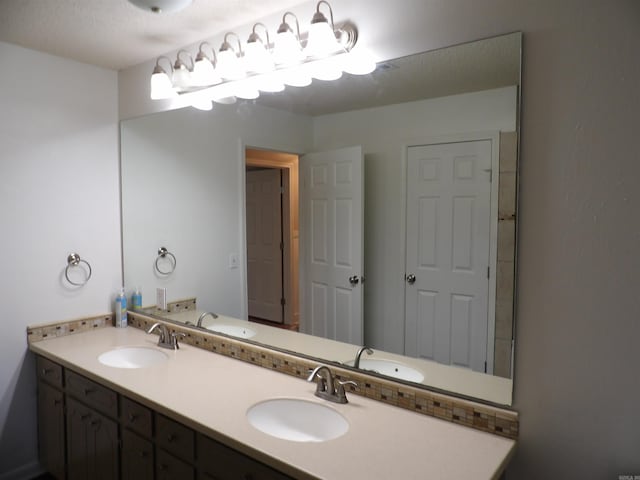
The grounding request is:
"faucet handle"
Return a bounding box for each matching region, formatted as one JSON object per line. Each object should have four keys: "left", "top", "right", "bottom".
{"left": 335, "top": 380, "right": 358, "bottom": 403}
{"left": 171, "top": 332, "right": 186, "bottom": 349}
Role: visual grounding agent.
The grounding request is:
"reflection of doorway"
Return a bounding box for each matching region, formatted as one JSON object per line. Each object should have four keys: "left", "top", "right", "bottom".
{"left": 245, "top": 148, "right": 299, "bottom": 330}
{"left": 404, "top": 139, "right": 495, "bottom": 373}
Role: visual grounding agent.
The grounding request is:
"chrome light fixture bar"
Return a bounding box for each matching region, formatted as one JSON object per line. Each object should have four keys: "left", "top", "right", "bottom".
{"left": 149, "top": 1, "right": 376, "bottom": 107}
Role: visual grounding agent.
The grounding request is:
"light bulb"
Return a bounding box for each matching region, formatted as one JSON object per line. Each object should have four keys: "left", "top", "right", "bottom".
{"left": 193, "top": 56, "right": 221, "bottom": 86}
{"left": 273, "top": 29, "right": 305, "bottom": 66}
{"left": 150, "top": 69, "right": 175, "bottom": 99}
{"left": 245, "top": 37, "right": 274, "bottom": 74}
{"left": 305, "top": 20, "right": 341, "bottom": 58}
{"left": 342, "top": 49, "right": 377, "bottom": 75}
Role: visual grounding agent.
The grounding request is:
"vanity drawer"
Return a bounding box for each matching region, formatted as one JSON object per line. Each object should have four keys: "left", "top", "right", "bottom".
{"left": 156, "top": 414, "right": 195, "bottom": 462}
{"left": 37, "top": 356, "right": 63, "bottom": 388}
{"left": 65, "top": 370, "right": 117, "bottom": 418}
{"left": 197, "top": 434, "right": 292, "bottom": 480}
{"left": 121, "top": 397, "right": 153, "bottom": 438}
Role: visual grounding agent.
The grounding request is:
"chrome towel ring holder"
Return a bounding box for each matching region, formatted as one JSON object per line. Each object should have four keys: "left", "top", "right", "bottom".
{"left": 155, "top": 247, "right": 176, "bottom": 275}
{"left": 65, "top": 253, "right": 92, "bottom": 286}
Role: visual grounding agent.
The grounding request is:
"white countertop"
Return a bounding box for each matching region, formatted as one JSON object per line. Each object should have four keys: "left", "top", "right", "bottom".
{"left": 30, "top": 326, "right": 516, "bottom": 480}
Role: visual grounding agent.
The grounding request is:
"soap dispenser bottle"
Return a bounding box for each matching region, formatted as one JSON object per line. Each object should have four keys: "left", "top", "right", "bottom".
{"left": 132, "top": 286, "right": 142, "bottom": 310}
{"left": 115, "top": 288, "right": 128, "bottom": 328}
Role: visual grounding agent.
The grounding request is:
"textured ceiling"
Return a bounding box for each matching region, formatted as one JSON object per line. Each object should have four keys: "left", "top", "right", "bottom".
{"left": 0, "top": 1, "right": 520, "bottom": 116}
{"left": 0, "top": 0, "right": 306, "bottom": 70}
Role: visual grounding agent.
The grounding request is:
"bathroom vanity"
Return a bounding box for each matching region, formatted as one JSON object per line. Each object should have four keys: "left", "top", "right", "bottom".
{"left": 30, "top": 325, "right": 515, "bottom": 479}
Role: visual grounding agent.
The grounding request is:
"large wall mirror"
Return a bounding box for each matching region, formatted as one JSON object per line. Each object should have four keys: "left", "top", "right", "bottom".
{"left": 121, "top": 32, "right": 520, "bottom": 406}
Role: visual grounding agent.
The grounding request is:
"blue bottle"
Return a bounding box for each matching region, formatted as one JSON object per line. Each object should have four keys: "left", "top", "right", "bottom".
{"left": 132, "top": 287, "right": 142, "bottom": 310}
{"left": 115, "top": 288, "right": 128, "bottom": 328}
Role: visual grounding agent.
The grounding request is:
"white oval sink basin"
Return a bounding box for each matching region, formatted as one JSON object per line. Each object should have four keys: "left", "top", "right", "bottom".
{"left": 206, "top": 324, "right": 256, "bottom": 339}
{"left": 345, "top": 358, "right": 425, "bottom": 383}
{"left": 247, "top": 398, "right": 349, "bottom": 442}
{"left": 98, "top": 346, "right": 169, "bottom": 369}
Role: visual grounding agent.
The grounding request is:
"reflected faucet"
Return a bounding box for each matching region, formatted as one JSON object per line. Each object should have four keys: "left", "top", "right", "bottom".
{"left": 354, "top": 346, "right": 373, "bottom": 369}
{"left": 197, "top": 311, "right": 218, "bottom": 328}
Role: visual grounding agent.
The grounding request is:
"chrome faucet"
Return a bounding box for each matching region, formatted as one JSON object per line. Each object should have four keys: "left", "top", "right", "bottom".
{"left": 307, "top": 365, "right": 357, "bottom": 404}
{"left": 354, "top": 346, "right": 373, "bottom": 368}
{"left": 147, "top": 322, "right": 185, "bottom": 350}
{"left": 197, "top": 311, "right": 218, "bottom": 328}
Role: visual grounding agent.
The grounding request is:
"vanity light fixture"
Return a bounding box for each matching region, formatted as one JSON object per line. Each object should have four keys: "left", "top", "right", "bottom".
{"left": 172, "top": 50, "right": 194, "bottom": 90}
{"left": 148, "top": 1, "right": 376, "bottom": 106}
{"left": 305, "top": 1, "right": 342, "bottom": 59}
{"left": 150, "top": 56, "right": 176, "bottom": 99}
{"left": 217, "top": 32, "right": 246, "bottom": 81}
{"left": 192, "top": 43, "right": 221, "bottom": 87}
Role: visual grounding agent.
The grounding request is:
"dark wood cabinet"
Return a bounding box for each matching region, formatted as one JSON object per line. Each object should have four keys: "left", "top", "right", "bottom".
{"left": 197, "top": 434, "right": 291, "bottom": 480}
{"left": 122, "top": 429, "right": 154, "bottom": 480}
{"left": 36, "top": 379, "right": 65, "bottom": 479}
{"left": 66, "top": 396, "right": 119, "bottom": 480}
{"left": 35, "top": 355, "right": 294, "bottom": 480}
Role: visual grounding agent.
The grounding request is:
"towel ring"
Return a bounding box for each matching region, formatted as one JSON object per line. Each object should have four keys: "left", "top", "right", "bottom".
{"left": 65, "top": 253, "right": 92, "bottom": 286}
{"left": 155, "top": 247, "right": 176, "bottom": 275}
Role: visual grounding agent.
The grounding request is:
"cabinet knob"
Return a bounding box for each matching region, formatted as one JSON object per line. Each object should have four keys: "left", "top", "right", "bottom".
{"left": 167, "top": 433, "right": 176, "bottom": 443}
{"left": 128, "top": 413, "right": 137, "bottom": 422}
{"left": 41, "top": 368, "right": 52, "bottom": 375}
{"left": 83, "top": 388, "right": 95, "bottom": 396}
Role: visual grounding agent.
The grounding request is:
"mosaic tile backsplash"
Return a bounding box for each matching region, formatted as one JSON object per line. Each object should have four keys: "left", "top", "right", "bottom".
{"left": 28, "top": 311, "right": 518, "bottom": 440}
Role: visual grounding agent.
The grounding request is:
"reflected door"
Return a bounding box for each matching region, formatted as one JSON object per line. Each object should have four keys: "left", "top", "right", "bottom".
{"left": 246, "top": 169, "right": 284, "bottom": 323}
{"left": 404, "top": 140, "right": 492, "bottom": 372}
{"left": 300, "top": 146, "right": 364, "bottom": 344}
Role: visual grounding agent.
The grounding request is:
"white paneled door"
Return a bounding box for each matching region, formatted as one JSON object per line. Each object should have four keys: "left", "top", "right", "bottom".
{"left": 246, "top": 168, "right": 283, "bottom": 323}
{"left": 300, "top": 146, "right": 364, "bottom": 345}
{"left": 404, "top": 140, "right": 492, "bottom": 372}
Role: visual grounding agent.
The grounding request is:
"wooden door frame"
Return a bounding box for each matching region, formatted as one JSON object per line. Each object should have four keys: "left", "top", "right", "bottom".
{"left": 244, "top": 148, "right": 299, "bottom": 328}
{"left": 401, "top": 132, "right": 499, "bottom": 374}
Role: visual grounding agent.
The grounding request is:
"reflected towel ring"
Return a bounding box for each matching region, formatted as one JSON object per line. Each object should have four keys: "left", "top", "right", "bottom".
{"left": 155, "top": 247, "right": 176, "bottom": 275}
{"left": 65, "top": 253, "right": 92, "bottom": 286}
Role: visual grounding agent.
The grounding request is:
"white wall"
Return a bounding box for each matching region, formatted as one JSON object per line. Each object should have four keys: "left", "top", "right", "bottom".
{"left": 119, "top": 1, "right": 640, "bottom": 477}
{"left": 121, "top": 104, "right": 313, "bottom": 317}
{"left": 312, "top": 87, "right": 517, "bottom": 354}
{"left": 0, "top": 42, "right": 120, "bottom": 477}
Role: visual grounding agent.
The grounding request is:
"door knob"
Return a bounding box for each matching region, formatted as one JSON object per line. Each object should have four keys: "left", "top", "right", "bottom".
{"left": 406, "top": 274, "right": 416, "bottom": 285}
{"left": 349, "top": 275, "right": 360, "bottom": 286}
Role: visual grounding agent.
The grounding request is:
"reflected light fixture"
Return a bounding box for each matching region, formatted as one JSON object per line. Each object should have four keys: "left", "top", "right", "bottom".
{"left": 148, "top": 1, "right": 375, "bottom": 107}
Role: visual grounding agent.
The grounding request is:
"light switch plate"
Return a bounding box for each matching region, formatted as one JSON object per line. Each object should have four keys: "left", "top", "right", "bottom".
{"left": 156, "top": 287, "right": 167, "bottom": 310}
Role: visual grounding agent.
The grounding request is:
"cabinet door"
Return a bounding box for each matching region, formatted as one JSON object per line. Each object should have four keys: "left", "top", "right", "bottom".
{"left": 122, "top": 429, "right": 154, "bottom": 480}
{"left": 157, "top": 449, "right": 195, "bottom": 480}
{"left": 198, "top": 434, "right": 292, "bottom": 480}
{"left": 37, "top": 380, "right": 65, "bottom": 479}
{"left": 66, "top": 397, "right": 119, "bottom": 480}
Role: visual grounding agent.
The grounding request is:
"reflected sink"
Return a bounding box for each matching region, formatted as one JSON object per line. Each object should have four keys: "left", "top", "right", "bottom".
{"left": 247, "top": 398, "right": 349, "bottom": 442}
{"left": 344, "top": 358, "right": 425, "bottom": 383}
{"left": 206, "top": 324, "right": 256, "bottom": 339}
{"left": 98, "top": 346, "right": 169, "bottom": 369}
